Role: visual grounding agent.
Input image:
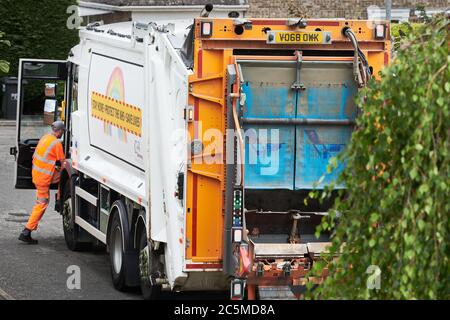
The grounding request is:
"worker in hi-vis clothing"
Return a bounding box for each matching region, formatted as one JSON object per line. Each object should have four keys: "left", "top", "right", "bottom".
{"left": 19, "top": 121, "right": 66, "bottom": 244}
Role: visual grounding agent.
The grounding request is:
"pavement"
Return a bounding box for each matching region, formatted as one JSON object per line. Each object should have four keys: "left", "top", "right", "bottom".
{"left": 0, "top": 120, "right": 15, "bottom": 126}
{"left": 0, "top": 119, "right": 40, "bottom": 126}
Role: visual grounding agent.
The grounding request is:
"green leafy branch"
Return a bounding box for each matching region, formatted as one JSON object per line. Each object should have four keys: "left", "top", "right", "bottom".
{"left": 0, "top": 31, "right": 10, "bottom": 73}
{"left": 305, "top": 15, "right": 449, "bottom": 300}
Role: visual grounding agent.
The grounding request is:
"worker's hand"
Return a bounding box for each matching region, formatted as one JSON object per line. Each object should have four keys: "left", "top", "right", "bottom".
{"left": 55, "top": 161, "right": 61, "bottom": 172}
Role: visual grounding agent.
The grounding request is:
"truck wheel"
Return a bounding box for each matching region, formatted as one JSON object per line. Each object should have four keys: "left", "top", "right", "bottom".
{"left": 109, "top": 210, "right": 141, "bottom": 290}
{"left": 62, "top": 180, "right": 91, "bottom": 251}
{"left": 138, "top": 229, "right": 162, "bottom": 300}
{"left": 108, "top": 200, "right": 140, "bottom": 291}
{"left": 109, "top": 213, "right": 127, "bottom": 290}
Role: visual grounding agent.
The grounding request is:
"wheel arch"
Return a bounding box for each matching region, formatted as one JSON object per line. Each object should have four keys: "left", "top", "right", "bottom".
{"left": 107, "top": 198, "right": 140, "bottom": 287}
{"left": 134, "top": 212, "right": 146, "bottom": 250}
{"left": 106, "top": 200, "right": 130, "bottom": 252}
{"left": 58, "top": 159, "right": 78, "bottom": 214}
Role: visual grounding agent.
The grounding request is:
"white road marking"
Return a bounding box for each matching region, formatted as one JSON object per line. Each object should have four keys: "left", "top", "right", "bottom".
{"left": 0, "top": 287, "right": 15, "bottom": 300}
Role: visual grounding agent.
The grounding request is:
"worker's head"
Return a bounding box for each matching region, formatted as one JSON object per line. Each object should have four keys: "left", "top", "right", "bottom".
{"left": 51, "top": 121, "right": 65, "bottom": 138}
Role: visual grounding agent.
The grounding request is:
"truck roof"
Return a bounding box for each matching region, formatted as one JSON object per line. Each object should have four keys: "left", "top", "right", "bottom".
{"left": 79, "top": 20, "right": 191, "bottom": 54}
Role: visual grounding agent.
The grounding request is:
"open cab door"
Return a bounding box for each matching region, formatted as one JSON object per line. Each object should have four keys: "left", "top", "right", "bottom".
{"left": 11, "top": 59, "right": 68, "bottom": 189}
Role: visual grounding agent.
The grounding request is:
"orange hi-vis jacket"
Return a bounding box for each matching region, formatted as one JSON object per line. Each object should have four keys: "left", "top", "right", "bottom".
{"left": 32, "top": 133, "right": 65, "bottom": 186}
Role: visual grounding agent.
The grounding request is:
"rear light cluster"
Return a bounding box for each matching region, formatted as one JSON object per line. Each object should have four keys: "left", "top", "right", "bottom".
{"left": 201, "top": 21, "right": 213, "bottom": 37}
{"left": 230, "top": 279, "right": 245, "bottom": 300}
{"left": 374, "top": 24, "right": 386, "bottom": 39}
{"left": 232, "top": 187, "right": 243, "bottom": 243}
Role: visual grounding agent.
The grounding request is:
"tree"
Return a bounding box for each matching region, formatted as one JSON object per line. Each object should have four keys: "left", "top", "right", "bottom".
{"left": 0, "top": 31, "right": 10, "bottom": 74}
{"left": 308, "top": 16, "right": 449, "bottom": 299}
{"left": 0, "top": 0, "right": 78, "bottom": 76}
{"left": 416, "top": 5, "right": 432, "bottom": 23}
{"left": 391, "top": 22, "right": 421, "bottom": 52}
{"left": 0, "top": 0, "right": 79, "bottom": 113}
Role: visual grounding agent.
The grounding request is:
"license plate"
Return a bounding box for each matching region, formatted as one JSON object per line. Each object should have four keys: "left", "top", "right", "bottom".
{"left": 267, "top": 31, "right": 332, "bottom": 44}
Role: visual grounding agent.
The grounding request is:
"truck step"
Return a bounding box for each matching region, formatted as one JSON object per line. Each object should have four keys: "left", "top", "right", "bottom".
{"left": 257, "top": 286, "right": 298, "bottom": 300}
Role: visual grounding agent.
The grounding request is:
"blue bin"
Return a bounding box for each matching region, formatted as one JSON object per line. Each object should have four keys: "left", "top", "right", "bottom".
{"left": 242, "top": 82, "right": 296, "bottom": 189}
{"left": 241, "top": 61, "right": 357, "bottom": 190}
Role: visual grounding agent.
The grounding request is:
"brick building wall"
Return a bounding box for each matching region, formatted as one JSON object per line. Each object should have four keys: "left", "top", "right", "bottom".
{"left": 246, "top": 0, "right": 449, "bottom": 19}
{"left": 87, "top": 11, "right": 132, "bottom": 24}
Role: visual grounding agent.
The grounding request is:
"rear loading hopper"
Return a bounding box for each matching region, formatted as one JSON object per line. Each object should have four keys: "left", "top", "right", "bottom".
{"left": 232, "top": 57, "right": 356, "bottom": 298}
{"left": 185, "top": 18, "right": 390, "bottom": 299}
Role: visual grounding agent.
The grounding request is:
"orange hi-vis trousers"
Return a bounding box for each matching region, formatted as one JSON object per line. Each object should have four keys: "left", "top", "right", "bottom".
{"left": 25, "top": 171, "right": 60, "bottom": 231}
{"left": 26, "top": 132, "right": 65, "bottom": 231}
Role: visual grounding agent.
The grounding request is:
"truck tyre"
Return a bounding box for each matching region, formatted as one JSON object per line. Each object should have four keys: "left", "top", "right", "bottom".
{"left": 108, "top": 200, "right": 140, "bottom": 291}
{"left": 62, "top": 179, "right": 91, "bottom": 251}
{"left": 109, "top": 212, "right": 128, "bottom": 290}
{"left": 138, "top": 229, "right": 162, "bottom": 300}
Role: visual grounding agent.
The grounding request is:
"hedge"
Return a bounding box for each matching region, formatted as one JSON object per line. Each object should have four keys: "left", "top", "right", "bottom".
{"left": 0, "top": 0, "right": 79, "bottom": 77}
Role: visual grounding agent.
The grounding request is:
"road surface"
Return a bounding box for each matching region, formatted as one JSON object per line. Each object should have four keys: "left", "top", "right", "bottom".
{"left": 0, "top": 125, "right": 226, "bottom": 300}
{"left": 0, "top": 126, "right": 142, "bottom": 300}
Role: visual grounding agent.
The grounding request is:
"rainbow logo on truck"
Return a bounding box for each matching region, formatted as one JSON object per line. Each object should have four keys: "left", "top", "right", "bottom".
{"left": 91, "top": 66, "right": 142, "bottom": 140}
{"left": 106, "top": 67, "right": 125, "bottom": 101}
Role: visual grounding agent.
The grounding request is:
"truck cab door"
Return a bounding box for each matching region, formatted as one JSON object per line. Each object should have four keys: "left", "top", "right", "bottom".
{"left": 11, "top": 59, "right": 68, "bottom": 189}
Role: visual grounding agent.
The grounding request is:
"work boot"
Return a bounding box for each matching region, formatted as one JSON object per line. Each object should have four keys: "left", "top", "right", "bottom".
{"left": 18, "top": 228, "right": 38, "bottom": 245}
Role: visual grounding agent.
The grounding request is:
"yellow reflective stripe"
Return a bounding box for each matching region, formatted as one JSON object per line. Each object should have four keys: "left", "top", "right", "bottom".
{"left": 36, "top": 197, "right": 49, "bottom": 204}
{"left": 33, "top": 153, "right": 56, "bottom": 165}
{"left": 32, "top": 164, "right": 53, "bottom": 176}
{"left": 33, "top": 136, "right": 59, "bottom": 166}
{"left": 43, "top": 139, "right": 59, "bottom": 158}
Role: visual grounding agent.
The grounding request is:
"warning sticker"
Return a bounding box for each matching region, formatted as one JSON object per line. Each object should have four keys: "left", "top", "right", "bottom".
{"left": 91, "top": 92, "right": 142, "bottom": 137}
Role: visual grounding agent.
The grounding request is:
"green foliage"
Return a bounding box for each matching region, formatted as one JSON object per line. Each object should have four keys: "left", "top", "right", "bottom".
{"left": 308, "top": 16, "right": 449, "bottom": 299}
{"left": 0, "top": 31, "right": 10, "bottom": 74}
{"left": 416, "top": 4, "right": 432, "bottom": 23}
{"left": 0, "top": 0, "right": 78, "bottom": 76}
{"left": 391, "top": 22, "right": 422, "bottom": 51}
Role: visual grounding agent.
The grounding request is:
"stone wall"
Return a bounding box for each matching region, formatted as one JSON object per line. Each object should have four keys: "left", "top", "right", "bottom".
{"left": 246, "top": 0, "right": 449, "bottom": 19}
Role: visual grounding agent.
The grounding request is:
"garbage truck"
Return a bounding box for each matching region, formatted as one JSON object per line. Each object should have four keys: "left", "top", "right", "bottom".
{"left": 11, "top": 7, "right": 390, "bottom": 299}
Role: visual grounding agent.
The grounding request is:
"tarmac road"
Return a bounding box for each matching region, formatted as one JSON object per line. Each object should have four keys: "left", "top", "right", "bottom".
{"left": 0, "top": 125, "right": 226, "bottom": 300}
{"left": 0, "top": 125, "right": 141, "bottom": 300}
